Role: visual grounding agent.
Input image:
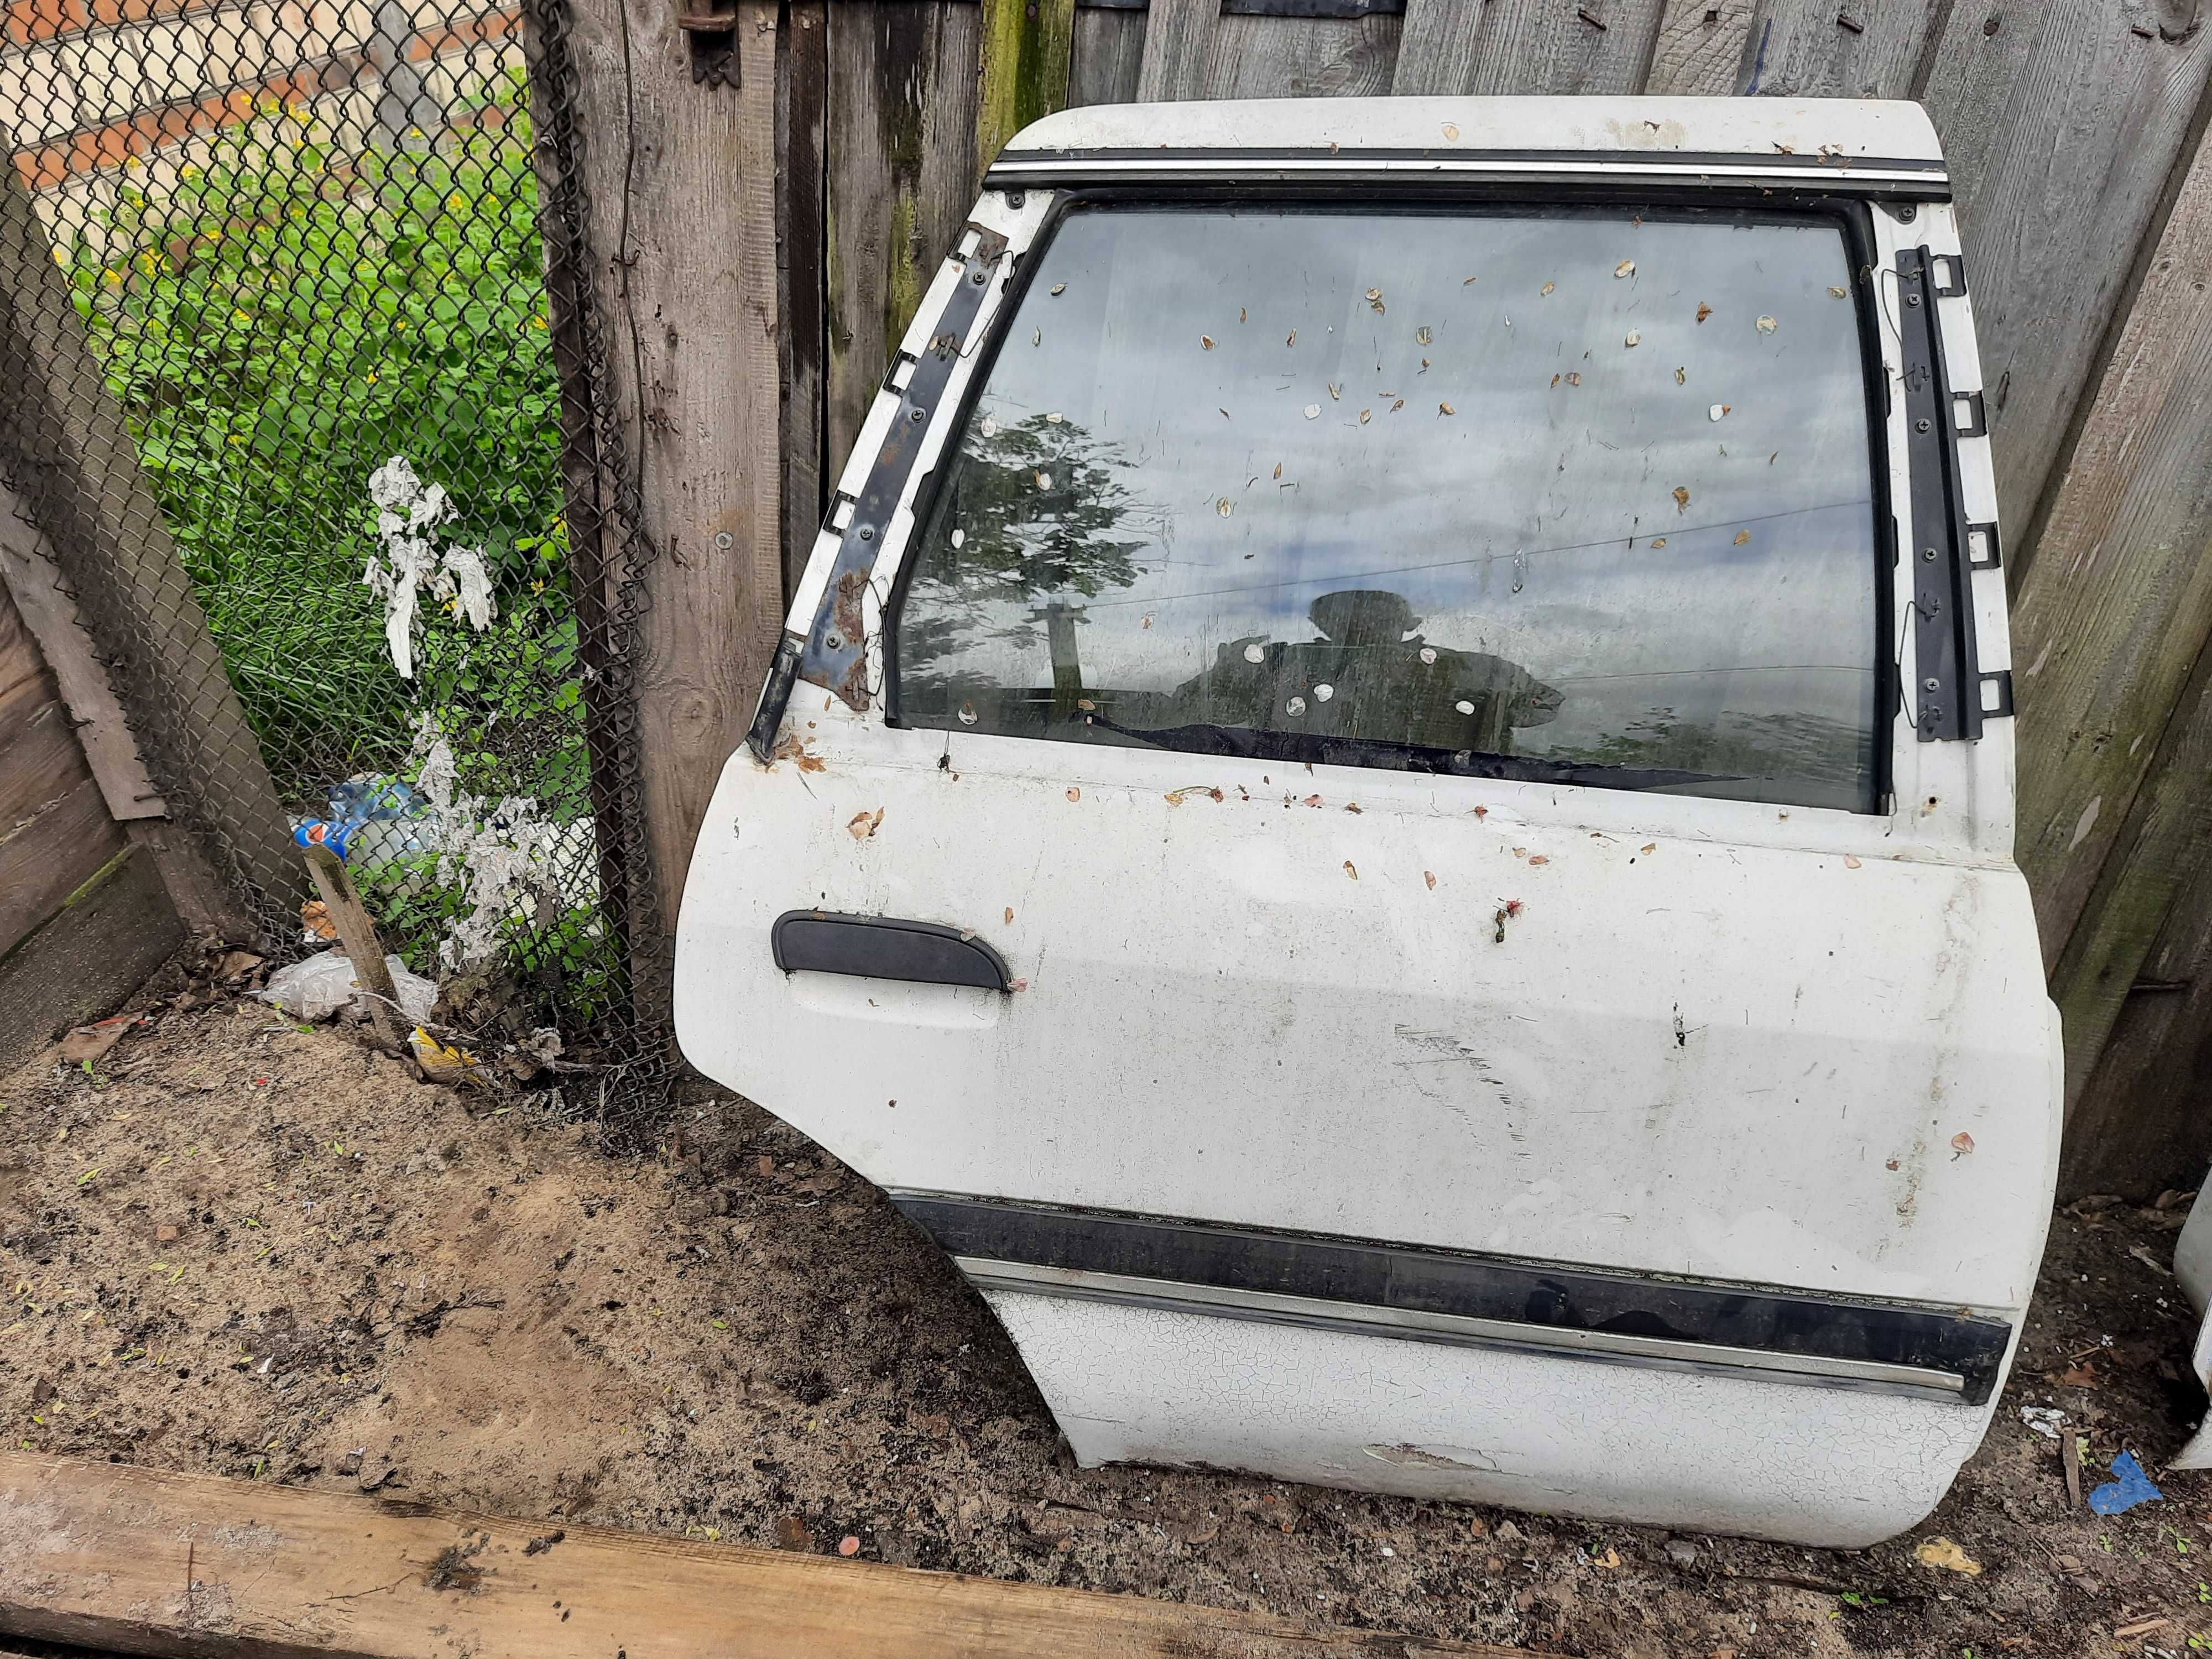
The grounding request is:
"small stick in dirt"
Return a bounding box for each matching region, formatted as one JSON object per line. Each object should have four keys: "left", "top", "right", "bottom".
{"left": 302, "top": 846, "right": 406, "bottom": 1053}
{"left": 2064, "top": 1433, "right": 2084, "bottom": 1510}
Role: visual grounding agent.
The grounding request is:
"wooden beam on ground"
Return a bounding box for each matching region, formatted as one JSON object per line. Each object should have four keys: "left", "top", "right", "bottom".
{"left": 0, "top": 1454, "right": 1512, "bottom": 1659}
{"left": 975, "top": 0, "right": 1075, "bottom": 189}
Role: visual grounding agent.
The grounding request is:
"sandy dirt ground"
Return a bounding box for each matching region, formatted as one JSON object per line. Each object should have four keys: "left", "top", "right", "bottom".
{"left": 3, "top": 987, "right": 2208, "bottom": 1659}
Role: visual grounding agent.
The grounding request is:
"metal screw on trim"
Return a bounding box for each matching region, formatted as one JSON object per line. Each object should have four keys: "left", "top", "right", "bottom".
{"left": 858, "top": 525, "right": 875, "bottom": 541}
{"left": 1916, "top": 418, "right": 1932, "bottom": 433}
{"left": 971, "top": 269, "right": 988, "bottom": 284}
{"left": 714, "top": 531, "right": 733, "bottom": 549}
{"left": 1897, "top": 204, "right": 1917, "bottom": 222}
{"left": 1008, "top": 190, "right": 1025, "bottom": 207}
{"left": 1923, "top": 677, "right": 1940, "bottom": 691}
{"left": 826, "top": 632, "right": 843, "bottom": 649}
{"left": 1922, "top": 546, "right": 1938, "bottom": 561}
{"left": 1906, "top": 293, "right": 1922, "bottom": 306}
{"left": 907, "top": 408, "right": 926, "bottom": 423}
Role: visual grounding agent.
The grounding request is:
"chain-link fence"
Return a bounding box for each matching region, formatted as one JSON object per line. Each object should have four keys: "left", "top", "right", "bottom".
{"left": 0, "top": 0, "right": 670, "bottom": 1128}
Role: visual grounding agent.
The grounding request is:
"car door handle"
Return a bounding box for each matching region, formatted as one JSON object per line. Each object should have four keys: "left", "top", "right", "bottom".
{"left": 770, "top": 910, "right": 1011, "bottom": 992}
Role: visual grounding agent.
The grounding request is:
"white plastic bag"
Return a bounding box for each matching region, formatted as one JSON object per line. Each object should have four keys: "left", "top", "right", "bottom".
{"left": 259, "top": 950, "right": 436, "bottom": 1025}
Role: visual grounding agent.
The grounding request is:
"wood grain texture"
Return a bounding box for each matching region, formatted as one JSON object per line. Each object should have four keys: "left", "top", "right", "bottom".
{"left": 2046, "top": 629, "right": 2212, "bottom": 1130}
{"left": 0, "top": 1454, "right": 1515, "bottom": 1659}
{"left": 2062, "top": 817, "right": 2212, "bottom": 1198}
{"left": 562, "top": 0, "right": 787, "bottom": 939}
{"left": 825, "top": 1, "right": 983, "bottom": 464}
{"left": 1141, "top": 7, "right": 1402, "bottom": 102}
{"left": 0, "top": 844, "right": 180, "bottom": 1070}
{"left": 1919, "top": 0, "right": 2212, "bottom": 540}
{"left": 780, "top": 0, "right": 829, "bottom": 598}
{"left": 1394, "top": 0, "right": 1666, "bottom": 97}
{"left": 0, "top": 161, "right": 291, "bottom": 942}
{"left": 976, "top": 0, "right": 1074, "bottom": 184}
{"left": 0, "top": 698, "right": 90, "bottom": 851}
{"left": 2009, "top": 118, "right": 2212, "bottom": 977}
{"left": 1069, "top": 2, "right": 1145, "bottom": 106}
{"left": 0, "top": 775, "right": 124, "bottom": 959}
{"left": 0, "top": 473, "right": 163, "bottom": 822}
{"left": 1643, "top": 0, "right": 1755, "bottom": 93}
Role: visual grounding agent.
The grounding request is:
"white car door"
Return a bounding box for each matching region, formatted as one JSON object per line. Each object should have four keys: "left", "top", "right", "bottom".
{"left": 676, "top": 98, "right": 2059, "bottom": 1546}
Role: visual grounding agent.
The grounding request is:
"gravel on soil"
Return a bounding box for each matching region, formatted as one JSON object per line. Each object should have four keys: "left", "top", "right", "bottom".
{"left": 2, "top": 995, "right": 2208, "bottom": 1659}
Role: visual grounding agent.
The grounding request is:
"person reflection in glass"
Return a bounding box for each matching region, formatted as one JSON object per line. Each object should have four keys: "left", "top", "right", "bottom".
{"left": 1172, "top": 589, "right": 1562, "bottom": 755}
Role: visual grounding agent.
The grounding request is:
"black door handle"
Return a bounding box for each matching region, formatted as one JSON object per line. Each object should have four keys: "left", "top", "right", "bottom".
{"left": 770, "top": 910, "right": 1011, "bottom": 992}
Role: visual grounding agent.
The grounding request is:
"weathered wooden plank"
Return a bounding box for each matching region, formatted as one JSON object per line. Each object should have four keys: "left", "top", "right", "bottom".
{"left": 1643, "top": 0, "right": 1755, "bottom": 93}
{"left": 1135, "top": 0, "right": 1213, "bottom": 98}
{"left": 2046, "top": 630, "right": 2212, "bottom": 1134}
{"left": 0, "top": 159, "right": 292, "bottom": 944}
{"left": 976, "top": 0, "right": 1074, "bottom": 185}
{"left": 0, "top": 699, "right": 90, "bottom": 843}
{"left": 2061, "top": 818, "right": 2212, "bottom": 1199}
{"left": 826, "top": 1, "right": 984, "bottom": 465}
{"left": 0, "top": 844, "right": 181, "bottom": 1071}
{"left": 1140, "top": 8, "right": 1402, "bottom": 102}
{"left": 0, "top": 1454, "right": 1512, "bottom": 1659}
{"left": 0, "top": 775, "right": 124, "bottom": 959}
{"left": 2008, "top": 117, "right": 2212, "bottom": 979}
{"left": 1068, "top": 2, "right": 1145, "bottom": 106}
{"left": 781, "top": 0, "right": 830, "bottom": 598}
{"left": 0, "top": 472, "right": 163, "bottom": 822}
{"left": 562, "top": 0, "right": 787, "bottom": 941}
{"left": 1395, "top": 0, "right": 1666, "bottom": 97}
{"left": 1641, "top": 0, "right": 1935, "bottom": 95}
{"left": 1734, "top": 0, "right": 1939, "bottom": 96}
{"left": 1919, "top": 0, "right": 2212, "bottom": 542}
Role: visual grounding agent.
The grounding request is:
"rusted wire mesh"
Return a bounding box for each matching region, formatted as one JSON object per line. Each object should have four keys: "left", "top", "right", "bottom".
{"left": 0, "top": 0, "right": 671, "bottom": 1130}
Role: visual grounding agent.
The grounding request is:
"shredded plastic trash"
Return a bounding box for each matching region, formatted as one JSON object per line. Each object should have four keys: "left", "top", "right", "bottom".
{"left": 2088, "top": 1450, "right": 2163, "bottom": 1515}
{"left": 259, "top": 951, "right": 436, "bottom": 1025}
{"left": 2020, "top": 1405, "right": 2068, "bottom": 1441}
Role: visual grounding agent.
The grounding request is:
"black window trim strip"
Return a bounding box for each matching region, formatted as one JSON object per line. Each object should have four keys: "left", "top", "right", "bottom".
{"left": 893, "top": 1193, "right": 2011, "bottom": 1405}
{"left": 881, "top": 186, "right": 1900, "bottom": 814}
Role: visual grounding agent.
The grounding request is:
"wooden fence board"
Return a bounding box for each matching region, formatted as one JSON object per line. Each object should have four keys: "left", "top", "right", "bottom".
{"left": 1134, "top": 0, "right": 1210, "bottom": 98}
{"left": 0, "top": 1454, "right": 1512, "bottom": 1659}
{"left": 1395, "top": 0, "right": 1665, "bottom": 97}
{"left": 1201, "top": 13, "right": 1402, "bottom": 98}
{"left": 1643, "top": 0, "right": 1754, "bottom": 93}
{"left": 825, "top": 1, "right": 983, "bottom": 465}
{"left": 2008, "top": 117, "right": 2212, "bottom": 983}
{"left": 1918, "top": 0, "right": 2212, "bottom": 545}
{"left": 1068, "top": 2, "right": 1145, "bottom": 107}
{"left": 0, "top": 775, "right": 123, "bottom": 959}
{"left": 0, "top": 842, "right": 181, "bottom": 1070}
{"left": 975, "top": 0, "right": 1074, "bottom": 186}
{"left": 562, "top": 0, "right": 787, "bottom": 942}
{"left": 780, "top": 0, "right": 829, "bottom": 599}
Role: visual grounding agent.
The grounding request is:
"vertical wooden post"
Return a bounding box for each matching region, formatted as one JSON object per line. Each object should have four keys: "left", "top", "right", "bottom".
{"left": 560, "top": 0, "right": 786, "bottom": 952}
{"left": 779, "top": 0, "right": 829, "bottom": 599}
{"left": 0, "top": 161, "right": 298, "bottom": 946}
{"left": 975, "top": 0, "right": 1075, "bottom": 186}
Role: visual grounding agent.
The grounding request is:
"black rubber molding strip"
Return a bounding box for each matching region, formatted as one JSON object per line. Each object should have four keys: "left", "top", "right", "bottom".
{"left": 895, "top": 1194, "right": 2012, "bottom": 1404}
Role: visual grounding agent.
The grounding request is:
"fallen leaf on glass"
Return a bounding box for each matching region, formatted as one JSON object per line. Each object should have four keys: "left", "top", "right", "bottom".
{"left": 1615, "top": 260, "right": 1635, "bottom": 279}
{"left": 1344, "top": 861, "right": 1358, "bottom": 880}
{"left": 1528, "top": 854, "right": 1550, "bottom": 867}
{"left": 1829, "top": 285, "right": 1849, "bottom": 298}
{"left": 1360, "top": 409, "right": 1371, "bottom": 424}
{"left": 1673, "top": 486, "right": 1689, "bottom": 512}
{"left": 1624, "top": 331, "right": 1641, "bottom": 348}
{"left": 1566, "top": 372, "right": 1581, "bottom": 386}
{"left": 1651, "top": 537, "right": 1666, "bottom": 548}
{"left": 1366, "top": 288, "right": 1383, "bottom": 302}
{"left": 1675, "top": 366, "right": 1687, "bottom": 385}
{"left": 1952, "top": 1131, "right": 1975, "bottom": 1155}
{"left": 1641, "top": 844, "right": 1657, "bottom": 854}
{"left": 1391, "top": 397, "right": 1406, "bottom": 410}
{"left": 1425, "top": 871, "right": 1437, "bottom": 890}
{"left": 1734, "top": 529, "right": 1751, "bottom": 545}
{"left": 1273, "top": 462, "right": 1283, "bottom": 478}
{"left": 1286, "top": 328, "right": 1297, "bottom": 346}
{"left": 1696, "top": 301, "right": 1713, "bottom": 324}
{"left": 1217, "top": 498, "right": 1233, "bottom": 517}
{"left": 1541, "top": 280, "right": 1555, "bottom": 296}
{"left": 1552, "top": 373, "right": 1561, "bottom": 387}
{"left": 1304, "top": 403, "right": 1321, "bottom": 420}
{"left": 1004, "top": 907, "right": 1014, "bottom": 924}
{"left": 1441, "top": 122, "right": 1459, "bottom": 140}
{"left": 1328, "top": 382, "right": 1342, "bottom": 400}
{"left": 1050, "top": 283, "right": 1066, "bottom": 295}
{"left": 1066, "top": 787, "right": 1081, "bottom": 801}
{"left": 1844, "top": 854, "right": 1862, "bottom": 868}
{"left": 1240, "top": 307, "right": 1248, "bottom": 322}
{"left": 1463, "top": 274, "right": 1478, "bottom": 285}
{"left": 1032, "top": 327, "right": 1041, "bottom": 346}
{"left": 1201, "top": 335, "right": 1215, "bottom": 350}
{"left": 1709, "top": 404, "right": 1728, "bottom": 420}
{"left": 1756, "top": 314, "right": 1778, "bottom": 333}
{"left": 846, "top": 808, "right": 884, "bottom": 840}
{"left": 1439, "top": 402, "right": 1455, "bottom": 416}
{"left": 1416, "top": 325, "right": 1433, "bottom": 346}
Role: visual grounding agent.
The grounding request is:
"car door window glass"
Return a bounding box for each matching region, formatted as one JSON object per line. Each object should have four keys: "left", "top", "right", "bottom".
{"left": 893, "top": 204, "right": 1882, "bottom": 812}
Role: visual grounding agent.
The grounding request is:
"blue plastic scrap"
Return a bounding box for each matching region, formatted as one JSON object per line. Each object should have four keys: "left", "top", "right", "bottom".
{"left": 2088, "top": 1450, "right": 2163, "bottom": 1516}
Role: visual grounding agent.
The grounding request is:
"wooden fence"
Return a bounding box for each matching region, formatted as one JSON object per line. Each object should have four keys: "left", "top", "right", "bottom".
{"left": 554, "top": 0, "right": 2212, "bottom": 1198}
